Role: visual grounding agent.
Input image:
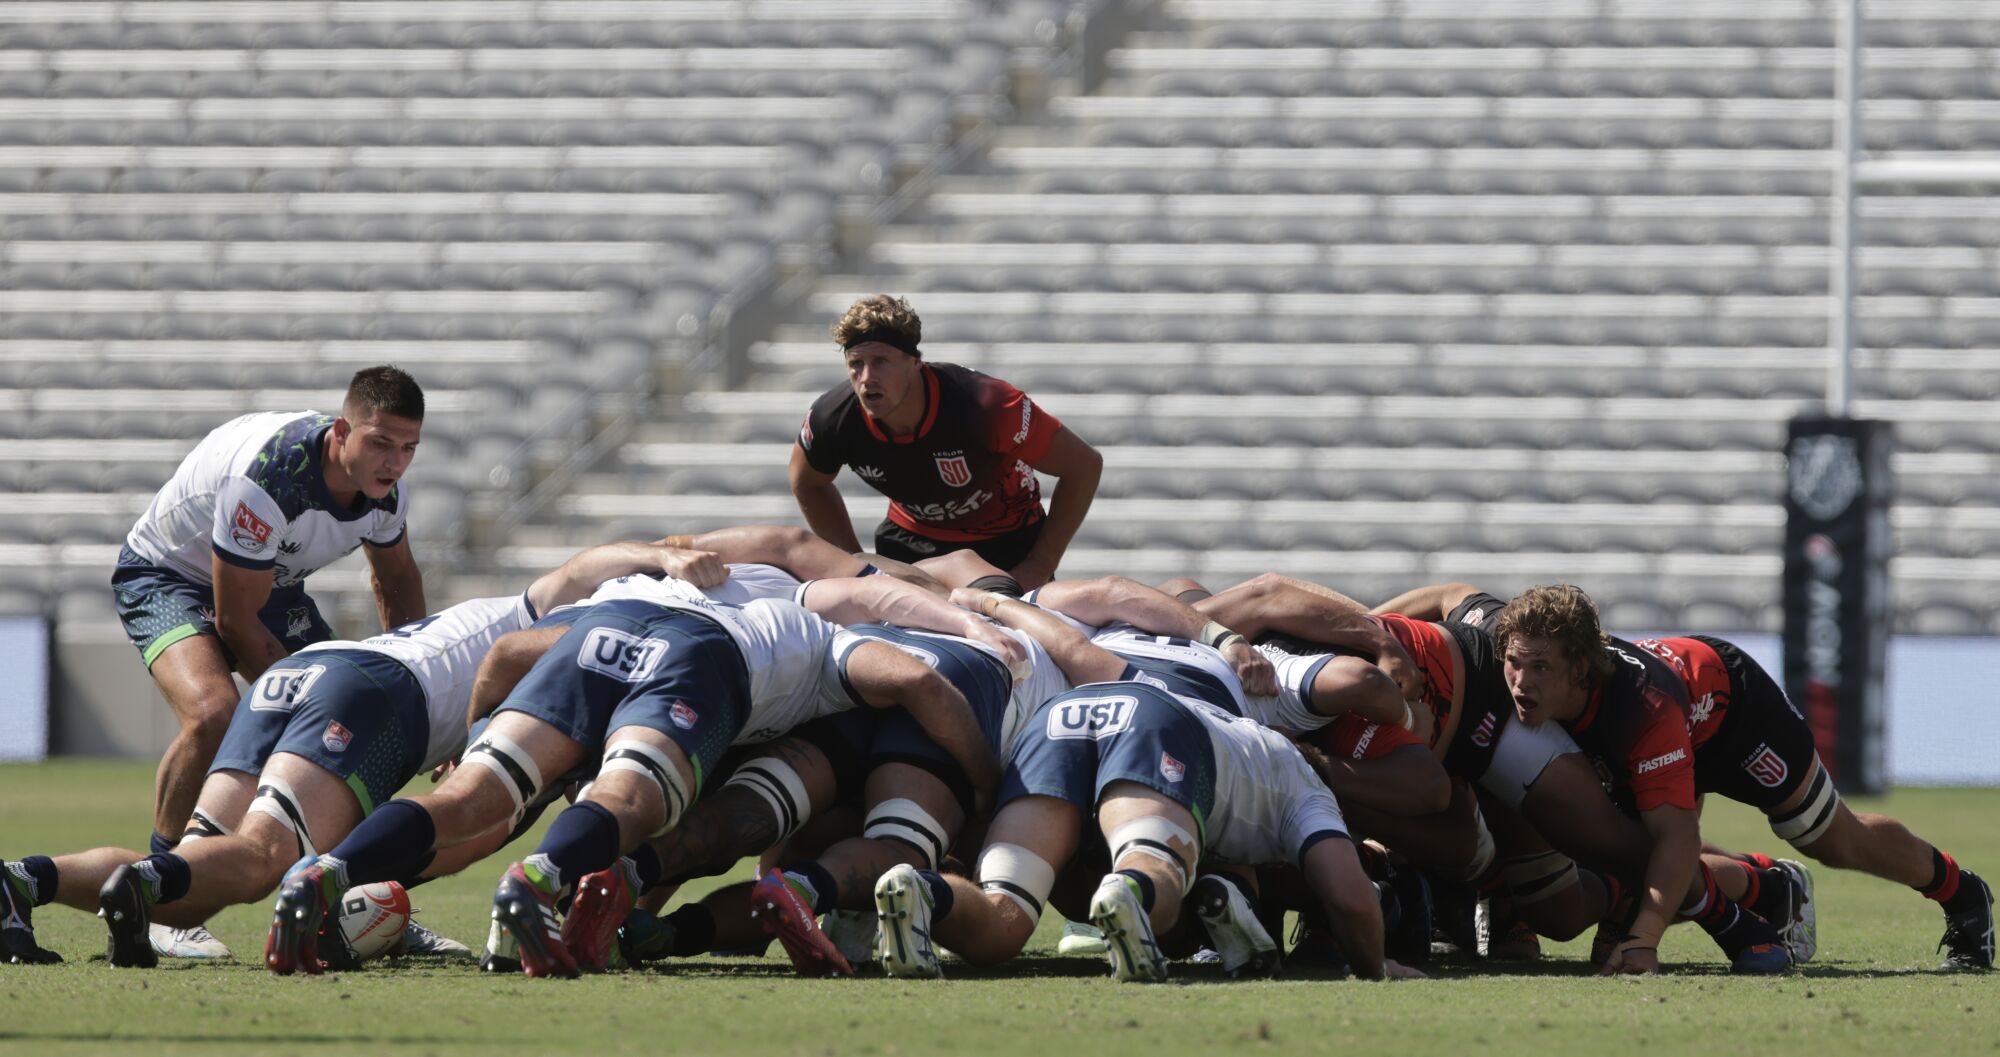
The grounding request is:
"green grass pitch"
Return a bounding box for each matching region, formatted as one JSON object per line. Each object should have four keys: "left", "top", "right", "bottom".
{"left": 1, "top": 760, "right": 1994, "bottom": 1056}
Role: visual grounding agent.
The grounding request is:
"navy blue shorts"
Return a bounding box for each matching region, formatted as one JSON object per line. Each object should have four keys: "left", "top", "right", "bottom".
{"left": 842, "top": 625, "right": 1013, "bottom": 810}
{"left": 111, "top": 545, "right": 333, "bottom": 668}
{"left": 998, "top": 682, "right": 1218, "bottom": 831}
{"left": 1104, "top": 641, "right": 1243, "bottom": 717}
{"left": 209, "top": 649, "right": 429, "bottom": 815}
{"left": 493, "top": 599, "right": 751, "bottom": 795}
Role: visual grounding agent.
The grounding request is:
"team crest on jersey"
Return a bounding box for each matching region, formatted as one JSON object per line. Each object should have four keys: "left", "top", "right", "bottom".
{"left": 230, "top": 501, "right": 272, "bottom": 551}
{"left": 577, "top": 627, "right": 670, "bottom": 683}
{"left": 935, "top": 453, "right": 972, "bottom": 487}
{"left": 669, "top": 701, "right": 699, "bottom": 730}
{"left": 1160, "top": 751, "right": 1186, "bottom": 783}
{"left": 1743, "top": 744, "right": 1790, "bottom": 788}
{"left": 322, "top": 720, "right": 354, "bottom": 754}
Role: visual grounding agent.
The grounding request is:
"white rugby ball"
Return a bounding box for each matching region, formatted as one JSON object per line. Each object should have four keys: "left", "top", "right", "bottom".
{"left": 335, "top": 881, "right": 411, "bottom": 962}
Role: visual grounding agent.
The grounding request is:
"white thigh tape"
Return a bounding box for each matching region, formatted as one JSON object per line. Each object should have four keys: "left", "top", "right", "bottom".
{"left": 463, "top": 729, "right": 545, "bottom": 819}
{"left": 601, "top": 739, "right": 692, "bottom": 836}
{"left": 1770, "top": 766, "right": 1840, "bottom": 849}
{"left": 183, "top": 806, "right": 231, "bottom": 843}
{"left": 977, "top": 842, "right": 1057, "bottom": 922}
{"left": 248, "top": 775, "right": 317, "bottom": 860}
{"left": 1107, "top": 814, "right": 1198, "bottom": 894}
{"left": 864, "top": 797, "right": 952, "bottom": 870}
{"left": 723, "top": 755, "right": 813, "bottom": 839}
{"left": 1503, "top": 850, "right": 1579, "bottom": 906}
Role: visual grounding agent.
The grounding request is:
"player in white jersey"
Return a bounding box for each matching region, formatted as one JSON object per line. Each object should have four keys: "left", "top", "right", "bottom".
{"left": 872, "top": 588, "right": 1420, "bottom": 982}
{"left": 110, "top": 366, "right": 428, "bottom": 897}
{"left": 0, "top": 539, "right": 717, "bottom": 968}
{"left": 265, "top": 562, "right": 1008, "bottom": 977}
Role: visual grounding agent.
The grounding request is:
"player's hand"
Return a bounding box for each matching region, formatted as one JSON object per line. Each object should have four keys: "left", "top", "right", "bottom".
{"left": 1599, "top": 942, "right": 1659, "bottom": 976}
{"left": 1221, "top": 640, "right": 1278, "bottom": 697}
{"left": 964, "top": 617, "right": 1029, "bottom": 674}
{"left": 948, "top": 586, "right": 1001, "bottom": 613}
{"left": 1008, "top": 555, "right": 1057, "bottom": 591}
{"left": 428, "top": 757, "right": 458, "bottom": 783}
{"left": 657, "top": 547, "right": 727, "bottom": 588}
{"left": 1382, "top": 958, "right": 1426, "bottom": 980}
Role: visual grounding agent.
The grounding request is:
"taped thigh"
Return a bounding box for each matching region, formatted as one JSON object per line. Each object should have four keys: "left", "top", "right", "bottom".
{"left": 977, "top": 842, "right": 1057, "bottom": 923}
{"left": 247, "top": 775, "right": 317, "bottom": 860}
{"left": 864, "top": 797, "right": 953, "bottom": 870}
{"left": 721, "top": 754, "right": 813, "bottom": 841}
{"left": 181, "top": 806, "right": 232, "bottom": 843}
{"left": 1502, "top": 849, "right": 1580, "bottom": 906}
{"left": 600, "top": 739, "right": 692, "bottom": 837}
{"left": 1106, "top": 814, "right": 1199, "bottom": 895}
{"left": 462, "top": 728, "right": 546, "bottom": 822}
{"left": 1769, "top": 766, "right": 1840, "bottom": 850}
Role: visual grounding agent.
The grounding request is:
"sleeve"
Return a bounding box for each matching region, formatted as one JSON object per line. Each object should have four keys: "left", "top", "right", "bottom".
{"left": 210, "top": 475, "right": 287, "bottom": 571}
{"left": 365, "top": 484, "right": 410, "bottom": 547}
{"left": 1625, "top": 689, "right": 1698, "bottom": 812}
{"left": 978, "top": 375, "right": 1063, "bottom": 466}
{"left": 1445, "top": 592, "right": 1509, "bottom": 629}
{"left": 798, "top": 394, "right": 847, "bottom": 476}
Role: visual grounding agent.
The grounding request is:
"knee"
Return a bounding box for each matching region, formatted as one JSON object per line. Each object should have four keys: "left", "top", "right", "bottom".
{"left": 1517, "top": 898, "right": 1591, "bottom": 943}
{"left": 182, "top": 698, "right": 236, "bottom": 747}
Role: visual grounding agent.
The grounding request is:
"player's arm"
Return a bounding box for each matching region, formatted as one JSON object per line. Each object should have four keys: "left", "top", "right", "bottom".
{"left": 788, "top": 442, "right": 862, "bottom": 554}
{"left": 209, "top": 553, "right": 289, "bottom": 681}
{"left": 1011, "top": 426, "right": 1101, "bottom": 590}
{"left": 1608, "top": 802, "right": 1700, "bottom": 976}
{"left": 1196, "top": 573, "right": 1421, "bottom": 701}
{"left": 523, "top": 541, "right": 726, "bottom": 615}
{"left": 1299, "top": 741, "right": 1452, "bottom": 817}
{"left": 1370, "top": 582, "right": 1484, "bottom": 621}
{"left": 801, "top": 575, "right": 1027, "bottom": 672}
{"left": 363, "top": 533, "right": 428, "bottom": 629}
{"left": 1037, "top": 575, "right": 1277, "bottom": 696}
{"left": 1299, "top": 834, "right": 1417, "bottom": 980}
{"left": 465, "top": 626, "right": 566, "bottom": 730}
{"left": 954, "top": 588, "right": 1128, "bottom": 686}
{"left": 653, "top": 524, "right": 864, "bottom": 580}
{"left": 845, "top": 640, "right": 1001, "bottom": 813}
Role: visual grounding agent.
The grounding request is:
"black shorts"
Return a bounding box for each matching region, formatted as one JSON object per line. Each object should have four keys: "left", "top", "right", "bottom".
{"left": 1689, "top": 634, "right": 1818, "bottom": 810}
{"left": 1445, "top": 592, "right": 1509, "bottom": 631}
{"left": 872, "top": 518, "right": 1044, "bottom": 570}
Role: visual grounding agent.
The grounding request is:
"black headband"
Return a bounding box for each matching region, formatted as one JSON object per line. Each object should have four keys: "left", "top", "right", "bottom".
{"left": 842, "top": 330, "right": 921, "bottom": 358}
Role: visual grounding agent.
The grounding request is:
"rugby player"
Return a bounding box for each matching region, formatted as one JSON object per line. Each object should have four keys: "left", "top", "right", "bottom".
{"left": 263, "top": 564, "right": 1006, "bottom": 977}
{"left": 790, "top": 294, "right": 1102, "bottom": 590}
{"left": 873, "top": 589, "right": 1421, "bottom": 981}
{"left": 0, "top": 540, "right": 717, "bottom": 967}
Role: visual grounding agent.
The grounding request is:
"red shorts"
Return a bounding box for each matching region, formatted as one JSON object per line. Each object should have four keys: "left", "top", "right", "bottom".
{"left": 1311, "top": 713, "right": 1426, "bottom": 762}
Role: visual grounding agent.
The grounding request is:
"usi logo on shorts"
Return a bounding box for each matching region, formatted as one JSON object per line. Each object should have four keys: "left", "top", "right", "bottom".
{"left": 935, "top": 453, "right": 971, "bottom": 487}
{"left": 250, "top": 664, "right": 326, "bottom": 712}
{"left": 1744, "top": 744, "right": 1790, "bottom": 789}
{"left": 1047, "top": 695, "right": 1138, "bottom": 740}
{"left": 576, "top": 627, "right": 670, "bottom": 683}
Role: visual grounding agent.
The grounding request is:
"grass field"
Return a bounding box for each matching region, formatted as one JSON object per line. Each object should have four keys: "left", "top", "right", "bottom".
{"left": 1, "top": 761, "right": 1994, "bottom": 1057}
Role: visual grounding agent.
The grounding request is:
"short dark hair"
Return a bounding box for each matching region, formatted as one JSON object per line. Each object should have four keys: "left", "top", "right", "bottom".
{"left": 344, "top": 365, "right": 424, "bottom": 421}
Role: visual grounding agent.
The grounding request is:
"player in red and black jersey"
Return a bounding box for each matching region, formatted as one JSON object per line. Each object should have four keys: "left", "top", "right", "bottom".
{"left": 1634, "top": 634, "right": 1993, "bottom": 971}
{"left": 788, "top": 295, "right": 1102, "bottom": 591}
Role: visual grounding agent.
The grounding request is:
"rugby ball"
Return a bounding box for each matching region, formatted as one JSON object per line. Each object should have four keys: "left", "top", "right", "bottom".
{"left": 335, "top": 881, "right": 411, "bottom": 962}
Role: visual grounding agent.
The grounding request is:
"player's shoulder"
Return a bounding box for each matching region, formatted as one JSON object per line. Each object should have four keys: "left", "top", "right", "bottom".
{"left": 229, "top": 410, "right": 335, "bottom": 506}
{"left": 931, "top": 361, "right": 1022, "bottom": 410}
{"left": 1604, "top": 636, "right": 1690, "bottom": 710}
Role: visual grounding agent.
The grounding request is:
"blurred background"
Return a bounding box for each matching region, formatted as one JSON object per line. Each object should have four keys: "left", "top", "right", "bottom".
{"left": 0, "top": 1, "right": 1994, "bottom": 782}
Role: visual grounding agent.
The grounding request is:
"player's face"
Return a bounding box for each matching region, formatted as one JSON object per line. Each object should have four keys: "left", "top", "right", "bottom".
{"left": 334, "top": 410, "right": 422, "bottom": 500}
{"left": 1503, "top": 635, "right": 1587, "bottom": 725}
{"left": 845, "top": 343, "right": 920, "bottom": 418}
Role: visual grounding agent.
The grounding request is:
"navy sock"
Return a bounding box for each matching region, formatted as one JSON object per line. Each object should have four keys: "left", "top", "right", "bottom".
{"left": 322, "top": 799, "right": 438, "bottom": 889}
{"left": 393, "top": 850, "right": 439, "bottom": 892}
{"left": 1210, "top": 872, "right": 1256, "bottom": 902}
{"left": 1117, "top": 868, "right": 1158, "bottom": 913}
{"left": 529, "top": 800, "right": 623, "bottom": 894}
{"left": 630, "top": 845, "right": 665, "bottom": 892}
{"left": 16, "top": 856, "right": 58, "bottom": 908}
{"left": 663, "top": 903, "right": 718, "bottom": 956}
{"left": 149, "top": 830, "right": 177, "bottom": 855}
{"left": 918, "top": 870, "right": 956, "bottom": 920}
{"left": 784, "top": 860, "right": 840, "bottom": 915}
{"left": 136, "top": 853, "right": 193, "bottom": 905}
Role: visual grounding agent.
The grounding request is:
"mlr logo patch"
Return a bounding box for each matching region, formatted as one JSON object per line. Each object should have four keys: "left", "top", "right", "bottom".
{"left": 322, "top": 720, "right": 354, "bottom": 754}
{"left": 231, "top": 501, "right": 273, "bottom": 551}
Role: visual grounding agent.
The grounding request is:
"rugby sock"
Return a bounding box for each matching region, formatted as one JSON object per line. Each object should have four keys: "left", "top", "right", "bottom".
{"left": 1116, "top": 868, "right": 1157, "bottom": 913}
{"left": 630, "top": 845, "right": 665, "bottom": 893}
{"left": 319, "top": 799, "right": 437, "bottom": 889}
{"left": 780, "top": 860, "right": 839, "bottom": 915}
{"left": 1732, "top": 851, "right": 1778, "bottom": 872}
{"left": 661, "top": 904, "right": 718, "bottom": 956}
{"left": 149, "top": 831, "right": 177, "bottom": 855}
{"left": 917, "top": 870, "right": 956, "bottom": 920}
{"left": 133, "top": 854, "right": 193, "bottom": 905}
{"left": 1919, "top": 849, "right": 1963, "bottom": 904}
{"left": 12, "top": 856, "right": 57, "bottom": 908}
{"left": 969, "top": 574, "right": 1024, "bottom": 599}
{"left": 393, "top": 850, "right": 439, "bottom": 892}
{"left": 1681, "top": 863, "right": 1780, "bottom": 957}
{"left": 529, "top": 801, "right": 623, "bottom": 895}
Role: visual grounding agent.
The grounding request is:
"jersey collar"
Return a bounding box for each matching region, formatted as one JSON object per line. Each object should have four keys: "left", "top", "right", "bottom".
{"left": 860, "top": 364, "right": 941, "bottom": 444}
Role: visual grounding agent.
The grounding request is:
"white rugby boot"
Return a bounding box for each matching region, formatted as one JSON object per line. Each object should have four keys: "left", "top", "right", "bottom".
{"left": 1189, "top": 874, "right": 1279, "bottom": 979}
{"left": 873, "top": 864, "right": 943, "bottom": 979}
{"left": 1776, "top": 859, "right": 1817, "bottom": 964}
{"left": 1088, "top": 873, "right": 1168, "bottom": 983}
{"left": 1057, "top": 919, "right": 1109, "bottom": 956}
{"left": 149, "top": 922, "right": 233, "bottom": 960}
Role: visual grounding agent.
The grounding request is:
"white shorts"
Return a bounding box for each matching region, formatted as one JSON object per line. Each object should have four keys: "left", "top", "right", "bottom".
{"left": 1475, "top": 718, "right": 1581, "bottom": 808}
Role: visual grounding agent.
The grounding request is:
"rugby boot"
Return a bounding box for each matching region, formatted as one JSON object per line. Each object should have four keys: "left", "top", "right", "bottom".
{"left": 0, "top": 860, "right": 60, "bottom": 965}
{"left": 1939, "top": 871, "right": 1995, "bottom": 971}
{"left": 1775, "top": 859, "right": 1817, "bottom": 964}
{"left": 400, "top": 916, "right": 471, "bottom": 958}
{"left": 563, "top": 859, "right": 640, "bottom": 973}
{"left": 479, "top": 918, "right": 522, "bottom": 974}
{"left": 265, "top": 861, "right": 339, "bottom": 975}
{"left": 616, "top": 908, "right": 672, "bottom": 966}
{"left": 148, "top": 923, "right": 232, "bottom": 960}
{"left": 1189, "top": 875, "right": 1279, "bottom": 979}
{"left": 1381, "top": 863, "right": 1432, "bottom": 965}
{"left": 1481, "top": 898, "right": 1541, "bottom": 961}
{"left": 1285, "top": 921, "right": 1352, "bottom": 976}
{"left": 873, "top": 864, "right": 943, "bottom": 979}
{"left": 751, "top": 871, "right": 854, "bottom": 977}
{"left": 97, "top": 865, "right": 159, "bottom": 968}
{"left": 1089, "top": 873, "right": 1169, "bottom": 983}
{"left": 1057, "top": 919, "right": 1109, "bottom": 956}
{"left": 490, "top": 861, "right": 578, "bottom": 979}
{"left": 823, "top": 908, "right": 879, "bottom": 970}
{"left": 1729, "top": 941, "right": 1794, "bottom": 975}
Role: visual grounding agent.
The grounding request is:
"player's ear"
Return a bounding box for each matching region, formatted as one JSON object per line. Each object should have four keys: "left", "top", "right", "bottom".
{"left": 331, "top": 415, "right": 352, "bottom": 445}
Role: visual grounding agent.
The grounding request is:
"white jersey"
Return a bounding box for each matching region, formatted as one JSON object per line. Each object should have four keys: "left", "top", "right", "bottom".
{"left": 296, "top": 593, "right": 535, "bottom": 773}
{"left": 1180, "top": 694, "right": 1350, "bottom": 867}
{"left": 576, "top": 562, "right": 805, "bottom": 612}
{"left": 126, "top": 411, "right": 409, "bottom": 588}
{"left": 835, "top": 623, "right": 1072, "bottom": 752}
{"left": 1022, "top": 595, "right": 1250, "bottom": 715}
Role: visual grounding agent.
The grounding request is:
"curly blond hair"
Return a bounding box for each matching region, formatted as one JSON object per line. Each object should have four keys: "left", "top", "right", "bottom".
{"left": 832, "top": 294, "right": 922, "bottom": 353}
{"left": 1491, "top": 584, "right": 1615, "bottom": 688}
